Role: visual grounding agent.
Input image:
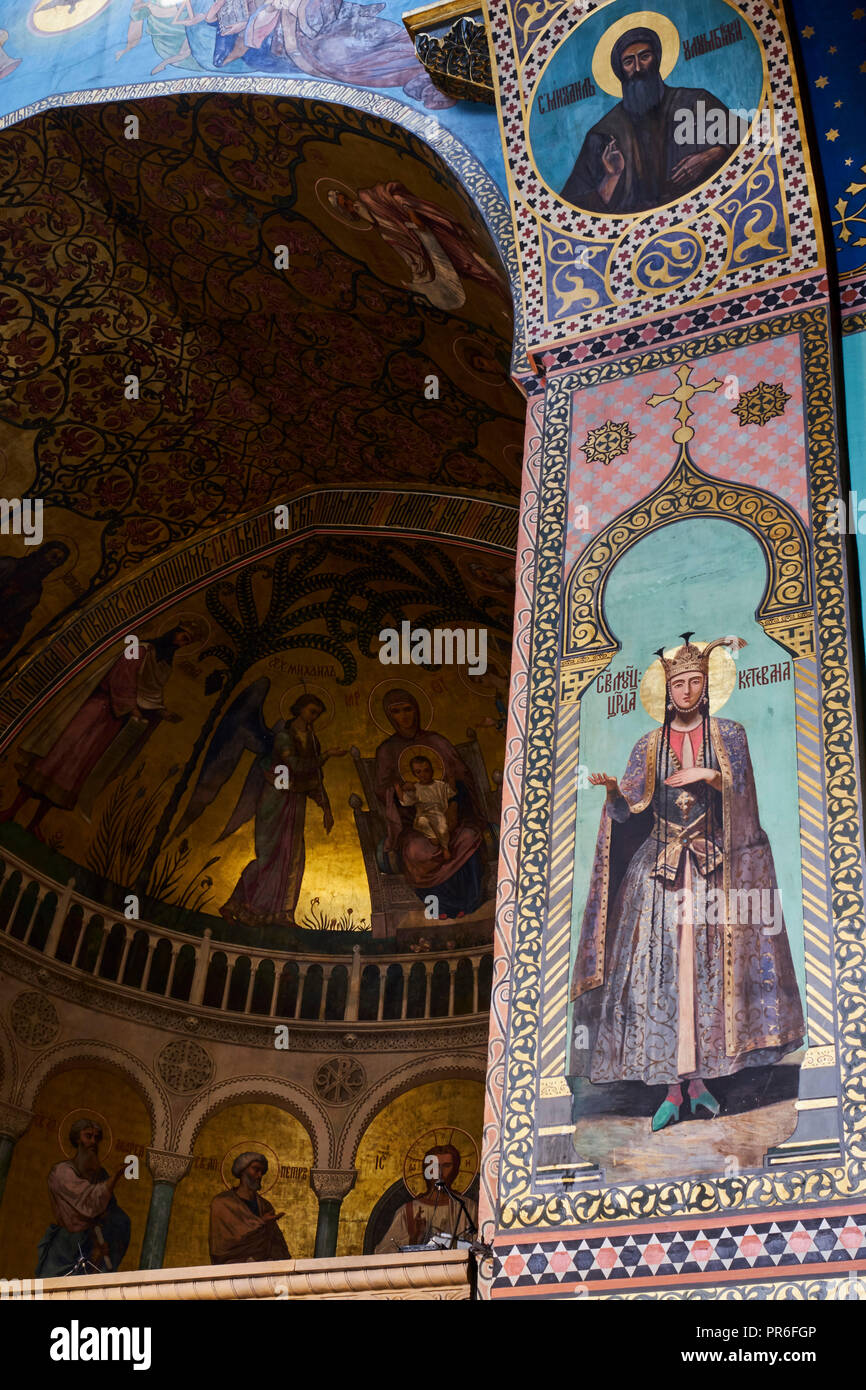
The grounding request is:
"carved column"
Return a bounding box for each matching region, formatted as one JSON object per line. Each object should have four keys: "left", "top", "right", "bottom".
{"left": 139, "top": 1149, "right": 193, "bottom": 1269}
{"left": 44, "top": 876, "right": 76, "bottom": 958}
{"left": 310, "top": 1169, "right": 357, "bottom": 1259}
{"left": 345, "top": 944, "right": 362, "bottom": 1022}
{"left": 0, "top": 1102, "right": 33, "bottom": 1210}
{"left": 190, "top": 927, "right": 212, "bottom": 1005}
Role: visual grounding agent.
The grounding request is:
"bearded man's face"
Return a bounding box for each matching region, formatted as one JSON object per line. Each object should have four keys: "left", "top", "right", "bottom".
{"left": 620, "top": 41, "right": 664, "bottom": 118}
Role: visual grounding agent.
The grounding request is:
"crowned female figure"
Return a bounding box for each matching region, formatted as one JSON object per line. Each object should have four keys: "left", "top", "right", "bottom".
{"left": 570, "top": 633, "right": 804, "bottom": 1132}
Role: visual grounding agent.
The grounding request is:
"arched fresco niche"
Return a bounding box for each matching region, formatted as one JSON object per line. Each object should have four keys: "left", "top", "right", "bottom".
{"left": 568, "top": 516, "right": 805, "bottom": 1182}
{"left": 164, "top": 1101, "right": 317, "bottom": 1266}
{"left": 0, "top": 1064, "right": 153, "bottom": 1278}
{"left": 0, "top": 535, "right": 511, "bottom": 948}
{"left": 338, "top": 1076, "right": 484, "bottom": 1255}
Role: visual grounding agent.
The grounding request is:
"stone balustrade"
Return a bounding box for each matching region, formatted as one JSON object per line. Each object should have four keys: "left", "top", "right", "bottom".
{"left": 0, "top": 848, "right": 492, "bottom": 1025}
{"left": 32, "top": 1249, "right": 472, "bottom": 1300}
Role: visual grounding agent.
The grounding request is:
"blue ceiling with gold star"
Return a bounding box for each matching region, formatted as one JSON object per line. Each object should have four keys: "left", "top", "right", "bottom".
{"left": 791, "top": 0, "right": 866, "bottom": 277}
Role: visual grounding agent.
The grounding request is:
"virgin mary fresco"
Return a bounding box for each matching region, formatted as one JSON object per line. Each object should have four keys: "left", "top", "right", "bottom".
{"left": 570, "top": 633, "right": 804, "bottom": 1134}
{"left": 373, "top": 688, "right": 487, "bottom": 920}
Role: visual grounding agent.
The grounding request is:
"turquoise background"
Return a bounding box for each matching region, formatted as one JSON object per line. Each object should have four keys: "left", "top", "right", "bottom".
{"left": 530, "top": 0, "right": 766, "bottom": 195}
{"left": 568, "top": 517, "right": 807, "bottom": 1008}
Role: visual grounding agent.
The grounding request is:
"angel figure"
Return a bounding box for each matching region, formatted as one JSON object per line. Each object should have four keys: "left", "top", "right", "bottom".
{"left": 174, "top": 678, "right": 346, "bottom": 925}
{"left": 324, "top": 181, "right": 508, "bottom": 312}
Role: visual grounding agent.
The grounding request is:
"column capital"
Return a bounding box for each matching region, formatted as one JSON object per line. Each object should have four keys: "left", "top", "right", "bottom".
{"left": 0, "top": 1102, "right": 33, "bottom": 1143}
{"left": 310, "top": 1168, "right": 357, "bottom": 1202}
{"left": 146, "top": 1148, "right": 193, "bottom": 1185}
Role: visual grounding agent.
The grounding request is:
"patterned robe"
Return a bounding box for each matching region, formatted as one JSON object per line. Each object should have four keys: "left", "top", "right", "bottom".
{"left": 570, "top": 718, "right": 804, "bottom": 1084}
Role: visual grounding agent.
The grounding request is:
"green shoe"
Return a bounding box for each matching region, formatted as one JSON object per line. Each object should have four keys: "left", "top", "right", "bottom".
{"left": 651, "top": 1099, "right": 681, "bottom": 1132}
{"left": 690, "top": 1089, "right": 720, "bottom": 1117}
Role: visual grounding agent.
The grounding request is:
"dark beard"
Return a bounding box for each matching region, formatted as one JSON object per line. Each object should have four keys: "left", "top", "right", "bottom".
{"left": 621, "top": 71, "right": 665, "bottom": 118}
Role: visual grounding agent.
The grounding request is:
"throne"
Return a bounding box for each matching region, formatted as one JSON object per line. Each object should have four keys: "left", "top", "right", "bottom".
{"left": 348, "top": 728, "right": 502, "bottom": 939}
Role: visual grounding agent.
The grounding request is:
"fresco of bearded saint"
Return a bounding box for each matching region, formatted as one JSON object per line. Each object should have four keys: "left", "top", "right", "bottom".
{"left": 570, "top": 633, "right": 804, "bottom": 1134}
{"left": 560, "top": 25, "right": 735, "bottom": 214}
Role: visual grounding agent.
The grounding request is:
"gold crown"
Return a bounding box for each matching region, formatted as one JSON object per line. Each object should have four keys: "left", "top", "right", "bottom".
{"left": 654, "top": 632, "right": 747, "bottom": 682}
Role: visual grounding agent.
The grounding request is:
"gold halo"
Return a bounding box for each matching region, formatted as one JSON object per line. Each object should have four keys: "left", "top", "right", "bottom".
{"left": 279, "top": 683, "right": 335, "bottom": 731}
{"left": 315, "top": 177, "right": 373, "bottom": 230}
{"left": 398, "top": 744, "right": 445, "bottom": 783}
{"left": 639, "top": 641, "right": 737, "bottom": 723}
{"left": 156, "top": 610, "right": 211, "bottom": 652}
{"left": 592, "top": 12, "right": 680, "bottom": 98}
{"left": 369, "top": 678, "right": 435, "bottom": 736}
{"left": 402, "top": 1126, "right": 479, "bottom": 1199}
{"left": 58, "top": 1108, "right": 113, "bottom": 1161}
{"left": 221, "top": 1140, "right": 281, "bottom": 1194}
{"left": 31, "top": 0, "right": 111, "bottom": 34}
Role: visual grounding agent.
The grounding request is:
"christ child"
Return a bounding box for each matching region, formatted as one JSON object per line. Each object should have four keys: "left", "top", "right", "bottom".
{"left": 395, "top": 756, "right": 456, "bottom": 860}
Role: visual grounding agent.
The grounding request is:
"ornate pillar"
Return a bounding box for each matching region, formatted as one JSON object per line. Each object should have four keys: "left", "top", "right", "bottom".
{"left": 474, "top": 0, "right": 866, "bottom": 1305}
{"left": 190, "top": 927, "right": 212, "bottom": 1005}
{"left": 345, "top": 944, "right": 362, "bottom": 1021}
{"left": 310, "top": 1169, "right": 357, "bottom": 1259}
{"left": 139, "top": 1149, "right": 193, "bottom": 1269}
{"left": 44, "top": 876, "right": 76, "bottom": 957}
{"left": 0, "top": 1103, "right": 32, "bottom": 1210}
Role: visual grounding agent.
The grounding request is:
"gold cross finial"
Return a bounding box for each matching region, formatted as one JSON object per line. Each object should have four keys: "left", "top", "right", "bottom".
{"left": 646, "top": 364, "right": 723, "bottom": 444}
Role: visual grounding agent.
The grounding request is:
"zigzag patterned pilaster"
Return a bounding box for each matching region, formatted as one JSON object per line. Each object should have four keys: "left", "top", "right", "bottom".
{"left": 794, "top": 657, "right": 837, "bottom": 1046}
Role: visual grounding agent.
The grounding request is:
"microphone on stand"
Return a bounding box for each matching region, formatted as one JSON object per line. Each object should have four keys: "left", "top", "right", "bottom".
{"left": 434, "top": 1179, "right": 477, "bottom": 1248}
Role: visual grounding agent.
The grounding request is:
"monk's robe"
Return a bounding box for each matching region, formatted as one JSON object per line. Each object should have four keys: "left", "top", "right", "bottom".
{"left": 208, "top": 1189, "right": 291, "bottom": 1264}
{"left": 561, "top": 86, "right": 736, "bottom": 214}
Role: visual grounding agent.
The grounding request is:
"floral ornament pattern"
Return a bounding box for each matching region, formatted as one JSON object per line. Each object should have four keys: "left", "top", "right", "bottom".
{"left": 580, "top": 420, "right": 636, "bottom": 466}
{"left": 0, "top": 93, "right": 523, "bottom": 667}
{"left": 731, "top": 381, "right": 792, "bottom": 427}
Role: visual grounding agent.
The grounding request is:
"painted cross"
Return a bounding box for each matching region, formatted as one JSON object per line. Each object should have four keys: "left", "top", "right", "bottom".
{"left": 646, "top": 364, "right": 724, "bottom": 444}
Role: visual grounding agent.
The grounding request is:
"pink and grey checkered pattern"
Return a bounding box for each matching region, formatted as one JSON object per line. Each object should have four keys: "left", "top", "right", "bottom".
{"left": 564, "top": 331, "right": 808, "bottom": 568}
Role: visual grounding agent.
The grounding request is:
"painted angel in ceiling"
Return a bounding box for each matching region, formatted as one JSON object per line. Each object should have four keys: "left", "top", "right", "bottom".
{"left": 174, "top": 677, "right": 347, "bottom": 925}
{"left": 324, "top": 180, "right": 509, "bottom": 312}
{"left": 192, "top": 0, "right": 450, "bottom": 109}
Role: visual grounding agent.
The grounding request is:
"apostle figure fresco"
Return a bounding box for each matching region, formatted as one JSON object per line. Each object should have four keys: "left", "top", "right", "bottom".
{"left": 321, "top": 180, "right": 508, "bottom": 312}
{"left": 175, "top": 678, "right": 347, "bottom": 926}
{"left": 116, "top": 0, "right": 203, "bottom": 73}
{"left": 570, "top": 634, "right": 804, "bottom": 1134}
{"left": 36, "top": 1118, "right": 130, "bottom": 1277}
{"left": 375, "top": 1140, "right": 477, "bottom": 1252}
{"left": 0, "top": 618, "right": 205, "bottom": 839}
{"left": 209, "top": 1151, "right": 290, "bottom": 1263}
{"left": 374, "top": 688, "right": 487, "bottom": 921}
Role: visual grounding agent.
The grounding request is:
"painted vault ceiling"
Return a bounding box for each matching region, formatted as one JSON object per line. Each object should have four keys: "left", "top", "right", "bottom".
{"left": 0, "top": 90, "right": 523, "bottom": 680}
